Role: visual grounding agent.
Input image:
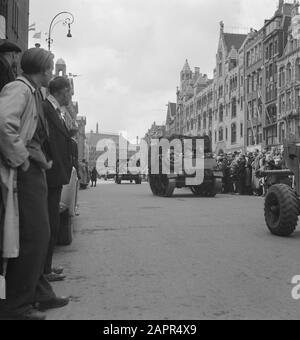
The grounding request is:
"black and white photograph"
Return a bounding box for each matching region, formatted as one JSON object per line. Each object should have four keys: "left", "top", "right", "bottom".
{"left": 0, "top": 0, "right": 300, "bottom": 322}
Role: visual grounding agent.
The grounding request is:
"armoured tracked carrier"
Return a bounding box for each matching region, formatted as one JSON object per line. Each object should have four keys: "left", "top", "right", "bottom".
{"left": 148, "top": 135, "right": 223, "bottom": 198}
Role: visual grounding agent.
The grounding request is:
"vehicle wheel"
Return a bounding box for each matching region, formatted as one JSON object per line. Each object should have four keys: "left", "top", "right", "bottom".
{"left": 149, "top": 175, "right": 176, "bottom": 197}
{"left": 191, "top": 186, "right": 204, "bottom": 197}
{"left": 264, "top": 184, "right": 299, "bottom": 237}
{"left": 57, "top": 210, "right": 73, "bottom": 246}
{"left": 205, "top": 178, "right": 222, "bottom": 197}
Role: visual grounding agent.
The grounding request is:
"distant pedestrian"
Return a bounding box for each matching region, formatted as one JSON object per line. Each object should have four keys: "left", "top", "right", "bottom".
{"left": 90, "top": 167, "right": 99, "bottom": 187}
{"left": 79, "top": 160, "right": 89, "bottom": 189}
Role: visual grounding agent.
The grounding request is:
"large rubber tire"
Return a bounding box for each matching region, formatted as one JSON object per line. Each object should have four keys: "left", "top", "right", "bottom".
{"left": 149, "top": 175, "right": 176, "bottom": 197}
{"left": 264, "top": 184, "right": 299, "bottom": 237}
{"left": 57, "top": 210, "right": 73, "bottom": 246}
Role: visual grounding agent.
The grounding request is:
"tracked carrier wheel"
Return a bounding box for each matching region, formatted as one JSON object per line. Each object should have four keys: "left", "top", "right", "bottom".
{"left": 190, "top": 186, "right": 204, "bottom": 197}
{"left": 149, "top": 175, "right": 176, "bottom": 197}
{"left": 264, "top": 184, "right": 299, "bottom": 237}
{"left": 191, "top": 178, "right": 222, "bottom": 198}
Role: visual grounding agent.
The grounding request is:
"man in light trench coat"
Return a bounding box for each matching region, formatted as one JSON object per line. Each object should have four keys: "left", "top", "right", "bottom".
{"left": 0, "top": 48, "right": 69, "bottom": 320}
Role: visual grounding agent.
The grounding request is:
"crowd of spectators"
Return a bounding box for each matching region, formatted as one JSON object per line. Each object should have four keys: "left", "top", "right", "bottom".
{"left": 215, "top": 148, "right": 288, "bottom": 197}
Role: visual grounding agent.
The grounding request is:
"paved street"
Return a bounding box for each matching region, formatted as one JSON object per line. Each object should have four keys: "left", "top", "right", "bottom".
{"left": 49, "top": 181, "right": 300, "bottom": 320}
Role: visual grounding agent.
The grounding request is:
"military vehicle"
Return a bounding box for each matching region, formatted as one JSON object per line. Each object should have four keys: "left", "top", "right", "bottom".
{"left": 262, "top": 142, "right": 300, "bottom": 236}
{"left": 148, "top": 135, "right": 223, "bottom": 197}
{"left": 115, "top": 159, "right": 142, "bottom": 185}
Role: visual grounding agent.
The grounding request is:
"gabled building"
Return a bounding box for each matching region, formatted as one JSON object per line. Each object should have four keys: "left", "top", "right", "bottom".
{"left": 213, "top": 21, "right": 247, "bottom": 154}
{"left": 277, "top": 0, "right": 300, "bottom": 144}
{"left": 165, "top": 102, "right": 177, "bottom": 137}
{"left": 144, "top": 122, "right": 166, "bottom": 144}
{"left": 244, "top": 28, "right": 264, "bottom": 152}
{"left": 262, "top": 0, "right": 293, "bottom": 149}
{"left": 176, "top": 60, "right": 212, "bottom": 137}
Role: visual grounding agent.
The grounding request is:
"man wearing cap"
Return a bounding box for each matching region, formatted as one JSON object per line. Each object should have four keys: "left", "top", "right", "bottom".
{"left": 0, "top": 40, "right": 22, "bottom": 92}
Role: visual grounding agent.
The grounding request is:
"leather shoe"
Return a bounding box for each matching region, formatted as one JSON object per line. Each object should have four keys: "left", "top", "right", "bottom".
{"left": 45, "top": 272, "right": 66, "bottom": 282}
{"left": 22, "top": 309, "right": 47, "bottom": 320}
{"left": 52, "top": 266, "right": 64, "bottom": 275}
{"left": 36, "top": 296, "right": 69, "bottom": 312}
{"left": 0, "top": 308, "right": 47, "bottom": 321}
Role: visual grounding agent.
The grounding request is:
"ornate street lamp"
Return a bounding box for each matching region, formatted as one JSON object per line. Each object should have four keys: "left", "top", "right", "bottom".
{"left": 46, "top": 11, "right": 75, "bottom": 51}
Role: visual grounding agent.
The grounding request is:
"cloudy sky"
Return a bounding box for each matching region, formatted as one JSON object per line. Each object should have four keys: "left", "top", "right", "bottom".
{"left": 29, "top": 0, "right": 282, "bottom": 141}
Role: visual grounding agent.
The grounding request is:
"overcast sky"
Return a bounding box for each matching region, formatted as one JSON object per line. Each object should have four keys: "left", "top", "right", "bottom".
{"left": 29, "top": 0, "right": 282, "bottom": 141}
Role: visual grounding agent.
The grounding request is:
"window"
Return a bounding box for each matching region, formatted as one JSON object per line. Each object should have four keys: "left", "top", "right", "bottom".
{"left": 0, "top": 0, "right": 8, "bottom": 17}
{"left": 266, "top": 125, "right": 277, "bottom": 146}
{"left": 240, "top": 123, "right": 243, "bottom": 138}
{"left": 279, "top": 122, "right": 286, "bottom": 144}
{"left": 279, "top": 67, "right": 284, "bottom": 87}
{"left": 247, "top": 129, "right": 253, "bottom": 146}
{"left": 231, "top": 98, "right": 237, "bottom": 118}
{"left": 287, "top": 63, "right": 292, "bottom": 83}
{"left": 231, "top": 124, "right": 237, "bottom": 144}
{"left": 296, "top": 88, "right": 300, "bottom": 108}
{"left": 219, "top": 128, "right": 224, "bottom": 142}
{"left": 296, "top": 59, "right": 300, "bottom": 81}
{"left": 274, "top": 39, "right": 278, "bottom": 55}
{"left": 279, "top": 94, "right": 285, "bottom": 114}
{"left": 209, "top": 110, "right": 213, "bottom": 128}
{"left": 11, "top": 0, "right": 19, "bottom": 37}
{"left": 203, "top": 112, "right": 207, "bottom": 130}
{"left": 287, "top": 91, "right": 292, "bottom": 111}
{"left": 219, "top": 104, "right": 224, "bottom": 123}
{"left": 246, "top": 52, "right": 250, "bottom": 67}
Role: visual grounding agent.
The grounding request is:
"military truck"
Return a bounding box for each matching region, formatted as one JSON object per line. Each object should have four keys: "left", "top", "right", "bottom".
{"left": 115, "top": 159, "right": 142, "bottom": 185}
{"left": 148, "top": 135, "right": 223, "bottom": 197}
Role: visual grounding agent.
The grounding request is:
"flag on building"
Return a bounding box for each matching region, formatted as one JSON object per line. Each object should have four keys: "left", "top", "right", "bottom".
{"left": 28, "top": 23, "right": 36, "bottom": 32}
{"left": 32, "top": 32, "right": 42, "bottom": 39}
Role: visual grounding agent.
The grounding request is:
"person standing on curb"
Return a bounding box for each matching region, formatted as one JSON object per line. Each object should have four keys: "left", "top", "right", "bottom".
{"left": 0, "top": 48, "right": 69, "bottom": 320}
{"left": 43, "top": 76, "right": 73, "bottom": 283}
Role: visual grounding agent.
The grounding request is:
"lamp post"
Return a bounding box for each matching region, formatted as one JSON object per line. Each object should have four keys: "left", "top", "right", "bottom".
{"left": 46, "top": 11, "right": 75, "bottom": 51}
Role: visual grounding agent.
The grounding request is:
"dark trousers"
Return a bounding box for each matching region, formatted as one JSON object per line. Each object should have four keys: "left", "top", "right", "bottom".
{"left": 0, "top": 163, "right": 55, "bottom": 317}
{"left": 44, "top": 187, "right": 62, "bottom": 275}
